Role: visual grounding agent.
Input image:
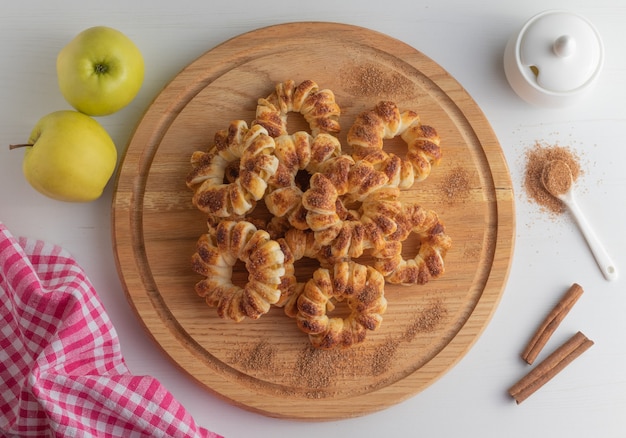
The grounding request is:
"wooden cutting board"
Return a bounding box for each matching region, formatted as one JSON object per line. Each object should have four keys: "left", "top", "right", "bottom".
{"left": 112, "top": 22, "right": 515, "bottom": 420}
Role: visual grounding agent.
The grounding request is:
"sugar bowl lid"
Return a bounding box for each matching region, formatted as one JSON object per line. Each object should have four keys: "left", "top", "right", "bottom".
{"left": 504, "top": 10, "right": 604, "bottom": 107}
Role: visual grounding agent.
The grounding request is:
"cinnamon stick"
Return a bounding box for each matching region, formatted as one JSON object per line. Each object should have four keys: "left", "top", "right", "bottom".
{"left": 509, "top": 331, "right": 594, "bottom": 404}
{"left": 521, "top": 283, "right": 584, "bottom": 365}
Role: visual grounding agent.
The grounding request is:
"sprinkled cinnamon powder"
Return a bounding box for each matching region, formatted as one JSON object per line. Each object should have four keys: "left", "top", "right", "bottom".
{"left": 402, "top": 299, "right": 447, "bottom": 342}
{"left": 371, "top": 336, "right": 399, "bottom": 376}
{"left": 523, "top": 142, "right": 582, "bottom": 215}
{"left": 340, "top": 63, "right": 415, "bottom": 98}
{"left": 439, "top": 166, "right": 470, "bottom": 201}
{"left": 292, "top": 346, "right": 342, "bottom": 390}
{"left": 230, "top": 341, "right": 277, "bottom": 373}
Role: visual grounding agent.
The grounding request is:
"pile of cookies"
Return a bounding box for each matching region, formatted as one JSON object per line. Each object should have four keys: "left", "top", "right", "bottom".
{"left": 186, "top": 79, "right": 451, "bottom": 349}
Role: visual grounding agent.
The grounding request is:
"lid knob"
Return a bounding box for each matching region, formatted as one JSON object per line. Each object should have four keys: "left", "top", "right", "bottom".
{"left": 553, "top": 35, "right": 576, "bottom": 58}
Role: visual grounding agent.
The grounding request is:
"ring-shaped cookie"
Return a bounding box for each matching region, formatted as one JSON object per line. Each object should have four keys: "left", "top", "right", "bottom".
{"left": 186, "top": 121, "right": 279, "bottom": 217}
{"left": 347, "top": 101, "right": 442, "bottom": 185}
{"left": 254, "top": 79, "right": 341, "bottom": 138}
{"left": 191, "top": 220, "right": 286, "bottom": 321}
{"left": 302, "top": 157, "right": 405, "bottom": 249}
{"left": 264, "top": 131, "right": 342, "bottom": 230}
{"left": 374, "top": 204, "right": 452, "bottom": 285}
{"left": 300, "top": 152, "right": 401, "bottom": 246}
{"left": 295, "top": 261, "right": 388, "bottom": 349}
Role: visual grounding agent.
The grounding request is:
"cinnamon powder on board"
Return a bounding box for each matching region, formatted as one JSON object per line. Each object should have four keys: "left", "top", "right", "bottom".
{"left": 439, "top": 166, "right": 470, "bottom": 202}
{"left": 340, "top": 63, "right": 415, "bottom": 99}
{"left": 523, "top": 142, "right": 582, "bottom": 215}
{"left": 231, "top": 341, "right": 277, "bottom": 373}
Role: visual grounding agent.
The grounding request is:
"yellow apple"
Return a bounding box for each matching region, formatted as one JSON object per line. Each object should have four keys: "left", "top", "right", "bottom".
{"left": 57, "top": 26, "right": 144, "bottom": 116}
{"left": 11, "top": 110, "right": 117, "bottom": 202}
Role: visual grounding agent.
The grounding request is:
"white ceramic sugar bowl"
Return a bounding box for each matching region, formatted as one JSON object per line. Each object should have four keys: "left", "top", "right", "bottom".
{"left": 503, "top": 10, "right": 604, "bottom": 107}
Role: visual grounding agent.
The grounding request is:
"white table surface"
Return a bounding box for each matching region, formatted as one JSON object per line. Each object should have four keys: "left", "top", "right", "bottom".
{"left": 2, "top": 1, "right": 625, "bottom": 437}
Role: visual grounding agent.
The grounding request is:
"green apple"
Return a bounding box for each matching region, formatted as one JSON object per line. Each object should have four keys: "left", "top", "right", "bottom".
{"left": 57, "top": 26, "right": 144, "bottom": 116}
{"left": 10, "top": 110, "right": 117, "bottom": 202}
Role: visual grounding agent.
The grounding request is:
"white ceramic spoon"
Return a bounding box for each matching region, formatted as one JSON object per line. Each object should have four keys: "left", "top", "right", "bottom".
{"left": 542, "top": 160, "right": 618, "bottom": 281}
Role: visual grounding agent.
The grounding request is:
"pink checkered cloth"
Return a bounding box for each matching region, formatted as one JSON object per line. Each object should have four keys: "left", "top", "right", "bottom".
{"left": 0, "top": 222, "right": 222, "bottom": 438}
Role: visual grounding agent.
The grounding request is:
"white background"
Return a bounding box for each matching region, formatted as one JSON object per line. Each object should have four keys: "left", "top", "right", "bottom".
{"left": 1, "top": 1, "right": 625, "bottom": 437}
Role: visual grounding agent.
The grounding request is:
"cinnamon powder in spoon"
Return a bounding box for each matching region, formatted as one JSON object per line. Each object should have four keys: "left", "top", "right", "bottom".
{"left": 542, "top": 160, "right": 573, "bottom": 197}
{"left": 523, "top": 142, "right": 582, "bottom": 215}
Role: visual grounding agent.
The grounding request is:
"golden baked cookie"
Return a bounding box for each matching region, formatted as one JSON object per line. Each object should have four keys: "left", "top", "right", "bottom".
{"left": 254, "top": 79, "right": 341, "bottom": 137}
{"left": 186, "top": 121, "right": 278, "bottom": 217}
{"left": 296, "top": 261, "right": 388, "bottom": 349}
{"left": 191, "top": 220, "right": 286, "bottom": 321}
{"left": 347, "top": 101, "right": 442, "bottom": 185}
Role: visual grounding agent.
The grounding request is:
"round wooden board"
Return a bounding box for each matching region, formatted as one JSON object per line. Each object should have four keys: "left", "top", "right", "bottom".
{"left": 112, "top": 22, "right": 515, "bottom": 420}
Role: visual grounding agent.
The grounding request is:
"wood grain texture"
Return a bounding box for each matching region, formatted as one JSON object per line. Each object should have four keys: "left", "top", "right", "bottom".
{"left": 111, "top": 22, "right": 515, "bottom": 420}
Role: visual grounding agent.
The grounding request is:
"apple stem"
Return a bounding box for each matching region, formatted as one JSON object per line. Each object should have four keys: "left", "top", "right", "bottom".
{"left": 95, "top": 63, "right": 109, "bottom": 74}
{"left": 9, "top": 143, "right": 33, "bottom": 150}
